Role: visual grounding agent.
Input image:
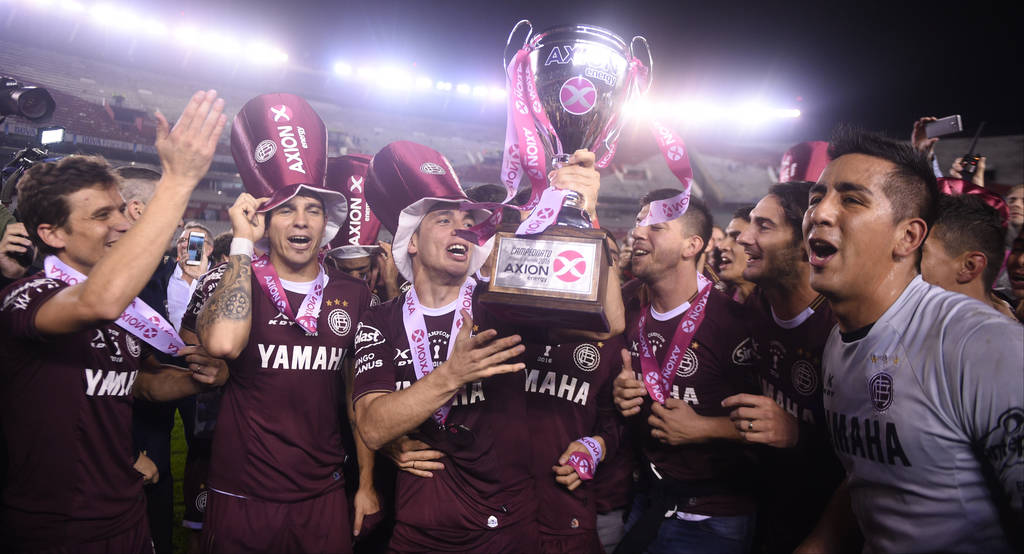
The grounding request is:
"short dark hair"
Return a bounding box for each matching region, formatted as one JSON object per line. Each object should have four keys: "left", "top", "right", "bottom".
{"left": 641, "top": 188, "right": 713, "bottom": 249}
{"left": 16, "top": 155, "right": 119, "bottom": 255}
{"left": 827, "top": 126, "right": 938, "bottom": 227}
{"left": 931, "top": 194, "right": 1005, "bottom": 290}
{"left": 211, "top": 231, "right": 233, "bottom": 262}
{"left": 115, "top": 166, "right": 161, "bottom": 205}
{"left": 767, "top": 181, "right": 814, "bottom": 245}
{"left": 732, "top": 205, "right": 754, "bottom": 222}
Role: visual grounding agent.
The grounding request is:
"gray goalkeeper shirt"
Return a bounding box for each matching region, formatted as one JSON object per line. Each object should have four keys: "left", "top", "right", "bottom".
{"left": 822, "top": 276, "right": 1023, "bottom": 553}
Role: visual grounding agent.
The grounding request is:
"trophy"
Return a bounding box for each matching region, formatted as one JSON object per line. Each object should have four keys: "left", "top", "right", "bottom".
{"left": 480, "top": 22, "right": 652, "bottom": 332}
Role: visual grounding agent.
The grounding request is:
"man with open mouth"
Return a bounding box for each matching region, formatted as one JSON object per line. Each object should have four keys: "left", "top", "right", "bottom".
{"left": 613, "top": 189, "right": 759, "bottom": 553}
{"left": 725, "top": 181, "right": 844, "bottom": 553}
{"left": 716, "top": 205, "right": 756, "bottom": 303}
{"left": 0, "top": 89, "right": 229, "bottom": 553}
{"left": 188, "top": 94, "right": 379, "bottom": 553}
{"left": 801, "top": 128, "right": 1023, "bottom": 553}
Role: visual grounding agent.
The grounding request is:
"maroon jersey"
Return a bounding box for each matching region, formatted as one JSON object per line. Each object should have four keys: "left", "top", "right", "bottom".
{"left": 351, "top": 288, "right": 535, "bottom": 550}
{"left": 743, "top": 290, "right": 845, "bottom": 553}
{"left": 625, "top": 288, "right": 758, "bottom": 516}
{"left": 181, "top": 263, "right": 369, "bottom": 503}
{"left": 0, "top": 274, "right": 147, "bottom": 549}
{"left": 522, "top": 337, "right": 624, "bottom": 536}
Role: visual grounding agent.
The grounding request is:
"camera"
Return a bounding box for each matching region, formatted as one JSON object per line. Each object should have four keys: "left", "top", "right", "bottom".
{"left": 1, "top": 76, "right": 56, "bottom": 122}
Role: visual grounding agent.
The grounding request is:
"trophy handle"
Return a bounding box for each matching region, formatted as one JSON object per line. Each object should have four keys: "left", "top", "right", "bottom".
{"left": 630, "top": 35, "right": 653, "bottom": 94}
{"left": 504, "top": 20, "right": 533, "bottom": 70}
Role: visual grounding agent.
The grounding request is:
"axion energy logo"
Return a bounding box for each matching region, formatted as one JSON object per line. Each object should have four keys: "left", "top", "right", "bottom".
{"left": 553, "top": 250, "right": 587, "bottom": 283}
{"left": 559, "top": 76, "right": 597, "bottom": 115}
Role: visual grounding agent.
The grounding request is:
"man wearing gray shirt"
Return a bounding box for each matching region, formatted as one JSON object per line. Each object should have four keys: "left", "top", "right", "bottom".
{"left": 802, "top": 128, "right": 1023, "bottom": 553}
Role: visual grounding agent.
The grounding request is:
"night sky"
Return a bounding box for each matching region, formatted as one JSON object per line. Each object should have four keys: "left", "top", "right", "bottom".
{"left": 165, "top": 0, "right": 1021, "bottom": 139}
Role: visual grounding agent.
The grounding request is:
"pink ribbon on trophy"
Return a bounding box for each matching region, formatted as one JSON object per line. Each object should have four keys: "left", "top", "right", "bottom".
{"left": 402, "top": 278, "right": 477, "bottom": 425}
{"left": 250, "top": 253, "right": 328, "bottom": 335}
{"left": 44, "top": 255, "right": 185, "bottom": 355}
{"left": 636, "top": 273, "right": 711, "bottom": 404}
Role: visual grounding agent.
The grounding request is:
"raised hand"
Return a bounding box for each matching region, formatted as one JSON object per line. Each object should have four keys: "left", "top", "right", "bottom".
{"left": 228, "top": 193, "right": 269, "bottom": 243}
{"left": 435, "top": 310, "right": 525, "bottom": 392}
{"left": 613, "top": 348, "right": 647, "bottom": 416}
{"left": 549, "top": 149, "right": 601, "bottom": 221}
{"left": 155, "top": 90, "right": 227, "bottom": 189}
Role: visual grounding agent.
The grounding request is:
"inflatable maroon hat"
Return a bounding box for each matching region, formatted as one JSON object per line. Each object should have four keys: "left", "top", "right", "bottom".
{"left": 364, "top": 140, "right": 492, "bottom": 282}
{"left": 325, "top": 154, "right": 383, "bottom": 259}
{"left": 231, "top": 93, "right": 345, "bottom": 247}
{"left": 779, "top": 141, "right": 830, "bottom": 183}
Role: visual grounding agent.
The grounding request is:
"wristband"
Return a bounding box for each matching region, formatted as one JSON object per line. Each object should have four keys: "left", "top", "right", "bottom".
{"left": 566, "top": 436, "right": 603, "bottom": 481}
{"left": 229, "top": 237, "right": 254, "bottom": 259}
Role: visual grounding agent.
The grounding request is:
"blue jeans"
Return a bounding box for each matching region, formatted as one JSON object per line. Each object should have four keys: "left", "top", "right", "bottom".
{"left": 623, "top": 492, "right": 755, "bottom": 554}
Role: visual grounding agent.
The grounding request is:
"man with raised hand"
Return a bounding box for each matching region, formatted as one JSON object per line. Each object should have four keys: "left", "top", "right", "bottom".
{"left": 190, "top": 93, "right": 378, "bottom": 553}
{"left": 613, "top": 189, "right": 758, "bottom": 554}
{"left": 0, "top": 90, "right": 227, "bottom": 553}
{"left": 724, "top": 181, "right": 845, "bottom": 553}
{"left": 802, "top": 128, "right": 1023, "bottom": 553}
{"left": 352, "top": 141, "right": 538, "bottom": 552}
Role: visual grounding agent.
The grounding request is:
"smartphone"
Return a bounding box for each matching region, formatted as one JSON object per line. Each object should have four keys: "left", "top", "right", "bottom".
{"left": 925, "top": 115, "right": 963, "bottom": 139}
{"left": 186, "top": 231, "right": 205, "bottom": 266}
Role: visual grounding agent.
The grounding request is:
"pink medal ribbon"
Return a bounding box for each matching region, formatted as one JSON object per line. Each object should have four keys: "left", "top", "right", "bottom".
{"left": 567, "top": 435, "right": 604, "bottom": 481}
{"left": 636, "top": 273, "right": 712, "bottom": 404}
{"left": 44, "top": 255, "right": 186, "bottom": 355}
{"left": 250, "top": 254, "right": 328, "bottom": 335}
{"left": 402, "top": 277, "right": 477, "bottom": 425}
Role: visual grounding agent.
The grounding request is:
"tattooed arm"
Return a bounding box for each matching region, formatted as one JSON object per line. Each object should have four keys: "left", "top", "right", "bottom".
{"left": 197, "top": 193, "right": 265, "bottom": 359}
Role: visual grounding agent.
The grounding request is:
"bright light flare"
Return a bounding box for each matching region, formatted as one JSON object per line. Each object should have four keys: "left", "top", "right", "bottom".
{"left": 415, "top": 76, "right": 433, "bottom": 89}
{"left": 489, "top": 87, "right": 507, "bottom": 101}
{"left": 247, "top": 42, "right": 288, "bottom": 65}
{"left": 455, "top": 83, "right": 471, "bottom": 95}
{"left": 377, "top": 66, "right": 413, "bottom": 89}
{"left": 472, "top": 85, "right": 488, "bottom": 97}
{"left": 334, "top": 62, "right": 353, "bottom": 76}
{"left": 356, "top": 66, "right": 377, "bottom": 80}
{"left": 435, "top": 81, "right": 453, "bottom": 91}
{"left": 58, "top": 0, "right": 85, "bottom": 12}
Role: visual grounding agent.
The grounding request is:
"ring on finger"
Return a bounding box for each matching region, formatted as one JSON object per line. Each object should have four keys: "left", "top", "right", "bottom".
{"left": 748, "top": 421, "right": 754, "bottom": 431}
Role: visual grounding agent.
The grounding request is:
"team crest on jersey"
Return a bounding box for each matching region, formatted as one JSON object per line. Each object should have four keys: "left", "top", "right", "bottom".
{"left": 195, "top": 490, "right": 208, "bottom": 512}
{"left": 328, "top": 309, "right": 351, "bottom": 337}
{"left": 731, "top": 337, "right": 756, "bottom": 366}
{"left": 868, "top": 371, "right": 894, "bottom": 413}
{"left": 573, "top": 344, "right": 600, "bottom": 372}
{"left": 125, "top": 334, "right": 141, "bottom": 358}
{"left": 791, "top": 360, "right": 818, "bottom": 395}
{"left": 676, "top": 348, "right": 699, "bottom": 378}
{"left": 370, "top": 293, "right": 381, "bottom": 307}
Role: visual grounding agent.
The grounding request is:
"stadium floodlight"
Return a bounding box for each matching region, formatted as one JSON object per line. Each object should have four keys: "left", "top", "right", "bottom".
{"left": 58, "top": 0, "right": 85, "bottom": 12}
{"left": 455, "top": 83, "right": 471, "bottom": 95}
{"left": 38, "top": 126, "right": 65, "bottom": 145}
{"left": 435, "top": 81, "right": 452, "bottom": 92}
{"left": 141, "top": 18, "right": 168, "bottom": 37}
{"left": 472, "top": 85, "right": 488, "bottom": 98}
{"left": 415, "top": 76, "right": 433, "bottom": 90}
{"left": 489, "top": 87, "right": 507, "bottom": 101}
{"left": 334, "top": 62, "right": 353, "bottom": 77}
{"left": 175, "top": 26, "right": 201, "bottom": 46}
{"left": 30, "top": 0, "right": 55, "bottom": 8}
{"left": 356, "top": 66, "right": 377, "bottom": 80}
{"left": 377, "top": 67, "right": 412, "bottom": 89}
{"left": 247, "top": 42, "right": 288, "bottom": 65}
{"left": 208, "top": 34, "right": 241, "bottom": 56}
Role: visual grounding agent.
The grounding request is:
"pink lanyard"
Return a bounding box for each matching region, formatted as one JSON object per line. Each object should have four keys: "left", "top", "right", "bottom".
{"left": 402, "top": 278, "right": 477, "bottom": 424}
{"left": 44, "top": 255, "right": 185, "bottom": 355}
{"left": 250, "top": 254, "right": 327, "bottom": 335}
{"left": 636, "top": 274, "right": 712, "bottom": 404}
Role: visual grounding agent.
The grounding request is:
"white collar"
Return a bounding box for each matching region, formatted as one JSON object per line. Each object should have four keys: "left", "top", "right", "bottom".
{"left": 651, "top": 300, "right": 692, "bottom": 321}
{"left": 770, "top": 305, "right": 815, "bottom": 329}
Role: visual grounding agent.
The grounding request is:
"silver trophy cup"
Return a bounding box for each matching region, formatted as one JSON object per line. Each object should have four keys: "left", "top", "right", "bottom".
{"left": 506, "top": 21, "right": 652, "bottom": 169}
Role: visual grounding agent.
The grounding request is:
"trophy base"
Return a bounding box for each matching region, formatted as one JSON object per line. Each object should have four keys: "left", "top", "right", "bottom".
{"left": 481, "top": 225, "right": 610, "bottom": 332}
